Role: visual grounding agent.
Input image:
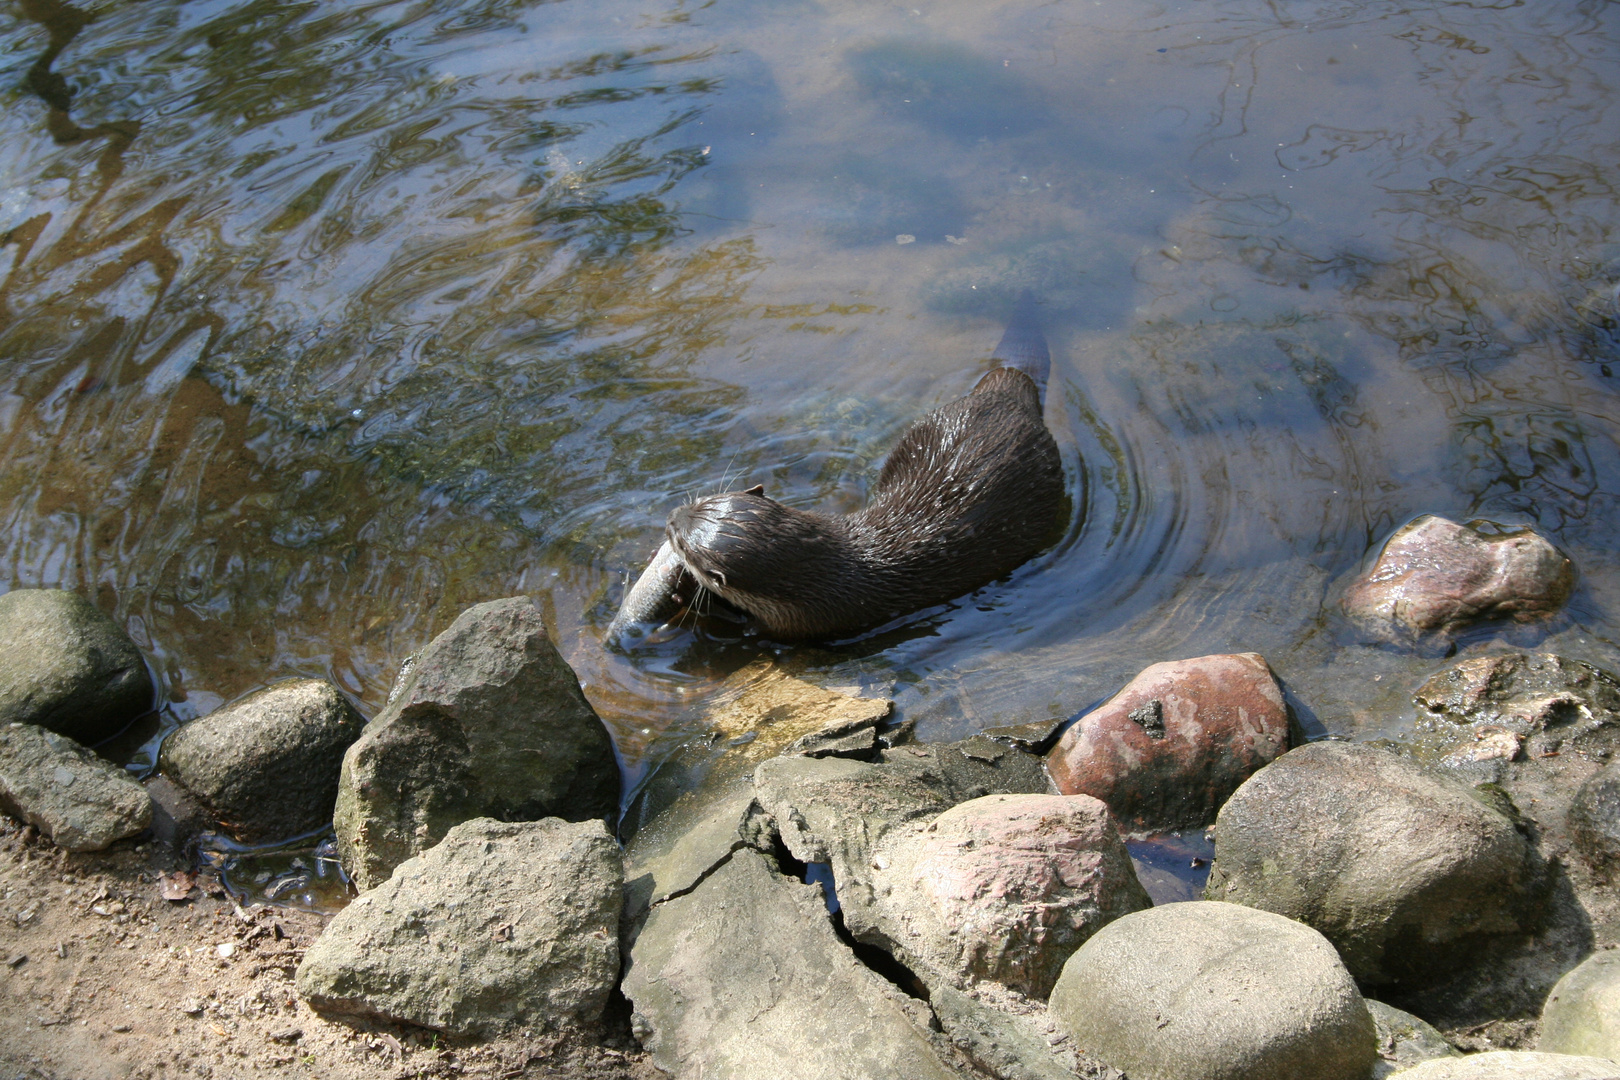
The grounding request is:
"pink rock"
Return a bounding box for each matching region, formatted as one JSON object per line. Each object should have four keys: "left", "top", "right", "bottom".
{"left": 869, "top": 793, "right": 1149, "bottom": 997}
{"left": 1044, "top": 653, "right": 1290, "bottom": 832}
{"left": 1342, "top": 515, "right": 1573, "bottom": 638}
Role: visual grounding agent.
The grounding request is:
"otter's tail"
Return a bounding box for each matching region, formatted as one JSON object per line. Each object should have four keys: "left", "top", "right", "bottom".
{"left": 990, "top": 289, "right": 1050, "bottom": 406}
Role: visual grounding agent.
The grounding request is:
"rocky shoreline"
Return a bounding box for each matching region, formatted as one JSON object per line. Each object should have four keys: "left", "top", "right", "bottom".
{"left": 4, "top": 514, "right": 1620, "bottom": 1079}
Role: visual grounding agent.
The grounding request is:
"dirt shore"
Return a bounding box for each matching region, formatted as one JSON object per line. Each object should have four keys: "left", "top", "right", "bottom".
{"left": 0, "top": 819, "right": 659, "bottom": 1080}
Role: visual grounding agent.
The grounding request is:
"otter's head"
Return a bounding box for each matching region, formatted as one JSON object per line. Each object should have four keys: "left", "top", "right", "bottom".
{"left": 666, "top": 485, "right": 855, "bottom": 633}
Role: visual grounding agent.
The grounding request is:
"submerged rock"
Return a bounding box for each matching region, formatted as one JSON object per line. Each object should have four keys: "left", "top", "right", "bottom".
{"left": 0, "top": 723, "right": 152, "bottom": 851}
{"left": 623, "top": 845, "right": 964, "bottom": 1080}
{"left": 1048, "top": 901, "right": 1377, "bottom": 1080}
{"left": 1343, "top": 515, "right": 1574, "bottom": 640}
{"left": 296, "top": 817, "right": 621, "bottom": 1035}
{"left": 864, "top": 793, "right": 1150, "bottom": 997}
{"left": 160, "top": 679, "right": 364, "bottom": 843}
{"left": 1539, "top": 950, "right": 1620, "bottom": 1060}
{"left": 1044, "top": 652, "right": 1290, "bottom": 832}
{"left": 1367, "top": 999, "right": 1462, "bottom": 1078}
{"left": 1204, "top": 741, "right": 1543, "bottom": 985}
{"left": 1387, "top": 1050, "right": 1620, "bottom": 1079}
{"left": 0, "top": 589, "right": 153, "bottom": 745}
{"left": 333, "top": 597, "right": 619, "bottom": 889}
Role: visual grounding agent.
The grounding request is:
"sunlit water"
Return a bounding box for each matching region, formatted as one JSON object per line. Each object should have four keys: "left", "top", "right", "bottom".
{"left": 2, "top": 0, "right": 1618, "bottom": 842}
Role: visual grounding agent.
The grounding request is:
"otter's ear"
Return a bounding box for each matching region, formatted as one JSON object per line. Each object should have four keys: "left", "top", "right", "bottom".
{"left": 743, "top": 484, "right": 765, "bottom": 496}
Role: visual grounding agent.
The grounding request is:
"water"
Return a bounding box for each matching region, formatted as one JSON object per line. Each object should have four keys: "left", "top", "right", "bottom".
{"left": 2, "top": 0, "right": 1618, "bottom": 832}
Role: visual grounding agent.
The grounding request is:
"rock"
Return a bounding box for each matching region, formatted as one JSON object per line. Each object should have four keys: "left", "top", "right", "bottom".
{"left": 296, "top": 817, "right": 621, "bottom": 1035}
{"left": 1415, "top": 654, "right": 1620, "bottom": 731}
{"left": 1367, "top": 999, "right": 1461, "bottom": 1078}
{"left": 1342, "top": 515, "right": 1574, "bottom": 639}
{"left": 0, "top": 589, "right": 153, "bottom": 745}
{"left": 623, "top": 787, "right": 778, "bottom": 930}
{"left": 1387, "top": 1050, "right": 1620, "bottom": 1079}
{"left": 622, "top": 845, "right": 963, "bottom": 1080}
{"left": 1570, "top": 763, "right": 1620, "bottom": 872}
{"left": 864, "top": 793, "right": 1150, "bottom": 997}
{"left": 0, "top": 723, "right": 152, "bottom": 851}
{"left": 142, "top": 775, "right": 211, "bottom": 851}
{"left": 159, "top": 679, "right": 364, "bottom": 843}
{"left": 753, "top": 737, "right": 1050, "bottom": 969}
{"left": 1048, "top": 901, "right": 1377, "bottom": 1080}
{"left": 333, "top": 597, "right": 619, "bottom": 889}
{"left": 1540, "top": 950, "right": 1620, "bottom": 1059}
{"left": 1044, "top": 653, "right": 1291, "bottom": 832}
{"left": 1203, "top": 741, "right": 1543, "bottom": 985}
{"left": 931, "top": 984, "right": 1118, "bottom": 1080}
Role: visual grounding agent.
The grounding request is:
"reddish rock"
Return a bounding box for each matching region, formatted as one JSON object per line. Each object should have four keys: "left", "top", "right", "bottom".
{"left": 867, "top": 793, "right": 1150, "bottom": 998}
{"left": 1342, "top": 515, "right": 1574, "bottom": 639}
{"left": 1044, "top": 653, "right": 1290, "bottom": 832}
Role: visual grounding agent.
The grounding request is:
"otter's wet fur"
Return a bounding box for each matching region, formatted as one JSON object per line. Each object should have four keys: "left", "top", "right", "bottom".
{"left": 610, "top": 296, "right": 1065, "bottom": 643}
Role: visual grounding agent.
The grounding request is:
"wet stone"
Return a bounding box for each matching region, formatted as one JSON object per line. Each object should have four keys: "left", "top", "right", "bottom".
{"left": 159, "top": 678, "right": 364, "bottom": 844}
{"left": 1570, "top": 763, "right": 1620, "bottom": 873}
{"left": 1204, "top": 741, "right": 1543, "bottom": 986}
{"left": 1342, "top": 515, "right": 1575, "bottom": 641}
{"left": 1538, "top": 949, "right": 1620, "bottom": 1060}
{"left": 1048, "top": 901, "right": 1377, "bottom": 1080}
{"left": 0, "top": 723, "right": 152, "bottom": 851}
{"left": 1044, "top": 652, "right": 1291, "bottom": 832}
{"left": 333, "top": 597, "right": 620, "bottom": 890}
{"left": 1386, "top": 1050, "right": 1620, "bottom": 1079}
{"left": 0, "top": 589, "right": 153, "bottom": 745}
{"left": 296, "top": 817, "right": 622, "bottom": 1036}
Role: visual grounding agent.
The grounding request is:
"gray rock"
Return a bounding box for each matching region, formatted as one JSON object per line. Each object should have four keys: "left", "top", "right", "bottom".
{"left": 1540, "top": 950, "right": 1620, "bottom": 1060}
{"left": 0, "top": 590, "right": 153, "bottom": 745}
{"left": 1204, "top": 741, "right": 1543, "bottom": 985}
{"left": 333, "top": 597, "right": 619, "bottom": 889}
{"left": 865, "top": 793, "right": 1150, "bottom": 997}
{"left": 296, "top": 817, "right": 621, "bottom": 1035}
{"left": 1368, "top": 999, "right": 1461, "bottom": 1079}
{"left": 1387, "top": 1050, "right": 1620, "bottom": 1079}
{"left": 622, "top": 845, "right": 964, "bottom": 1080}
{"left": 753, "top": 738, "right": 1049, "bottom": 969}
{"left": 143, "top": 774, "right": 211, "bottom": 851}
{"left": 0, "top": 723, "right": 152, "bottom": 851}
{"left": 1342, "top": 515, "right": 1574, "bottom": 640}
{"left": 931, "top": 984, "right": 1120, "bottom": 1080}
{"left": 623, "top": 786, "right": 778, "bottom": 931}
{"left": 160, "top": 679, "right": 364, "bottom": 843}
{"left": 1049, "top": 901, "right": 1378, "bottom": 1080}
{"left": 1570, "top": 764, "right": 1620, "bottom": 873}
{"left": 1045, "top": 652, "right": 1291, "bottom": 832}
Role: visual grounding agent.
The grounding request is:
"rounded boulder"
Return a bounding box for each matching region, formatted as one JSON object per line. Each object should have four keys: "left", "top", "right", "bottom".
{"left": 0, "top": 589, "right": 153, "bottom": 744}
{"left": 1540, "top": 950, "right": 1620, "bottom": 1060}
{"left": 1049, "top": 900, "right": 1377, "bottom": 1080}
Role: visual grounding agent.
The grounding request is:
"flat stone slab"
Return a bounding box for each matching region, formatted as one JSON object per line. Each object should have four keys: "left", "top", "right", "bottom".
{"left": 1387, "top": 1050, "right": 1620, "bottom": 1079}
{"left": 334, "top": 597, "right": 620, "bottom": 889}
{"left": 623, "top": 846, "right": 964, "bottom": 1080}
{"left": 0, "top": 723, "right": 152, "bottom": 851}
{"left": 1204, "top": 741, "right": 1542, "bottom": 986}
{"left": 297, "top": 817, "right": 622, "bottom": 1035}
{"left": 1049, "top": 901, "right": 1377, "bottom": 1080}
{"left": 0, "top": 589, "right": 153, "bottom": 745}
{"left": 1045, "top": 652, "right": 1290, "bottom": 833}
{"left": 160, "top": 678, "right": 363, "bottom": 843}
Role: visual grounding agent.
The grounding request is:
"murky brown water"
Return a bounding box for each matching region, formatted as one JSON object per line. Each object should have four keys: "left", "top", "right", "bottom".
{"left": 3, "top": 0, "right": 1618, "bottom": 825}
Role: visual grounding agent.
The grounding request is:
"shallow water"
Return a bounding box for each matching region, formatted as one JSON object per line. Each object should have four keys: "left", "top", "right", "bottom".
{"left": 2, "top": 0, "right": 1618, "bottom": 827}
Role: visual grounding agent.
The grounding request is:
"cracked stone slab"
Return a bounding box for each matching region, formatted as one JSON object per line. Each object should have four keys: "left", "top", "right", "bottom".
{"left": 622, "top": 846, "right": 967, "bottom": 1080}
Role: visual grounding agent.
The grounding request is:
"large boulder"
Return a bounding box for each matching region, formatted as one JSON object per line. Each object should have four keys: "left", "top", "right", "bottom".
{"left": 1540, "top": 950, "right": 1620, "bottom": 1059}
{"left": 863, "top": 793, "right": 1150, "bottom": 997}
{"left": 1044, "top": 653, "right": 1291, "bottom": 832}
{"left": 0, "top": 723, "right": 152, "bottom": 851}
{"left": 333, "top": 597, "right": 620, "bottom": 889}
{"left": 1203, "top": 741, "right": 1543, "bottom": 985}
{"left": 1048, "top": 901, "right": 1377, "bottom": 1080}
{"left": 1387, "top": 1051, "right": 1620, "bottom": 1079}
{"left": 296, "top": 817, "right": 621, "bottom": 1035}
{"left": 0, "top": 589, "right": 153, "bottom": 744}
{"left": 1342, "top": 515, "right": 1574, "bottom": 640}
{"left": 623, "top": 845, "right": 965, "bottom": 1080}
{"left": 160, "top": 679, "right": 364, "bottom": 843}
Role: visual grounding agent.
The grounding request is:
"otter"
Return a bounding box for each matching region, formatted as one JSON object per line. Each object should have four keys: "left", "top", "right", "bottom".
{"left": 607, "top": 293, "right": 1066, "bottom": 643}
